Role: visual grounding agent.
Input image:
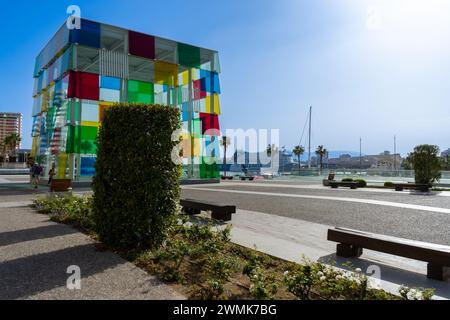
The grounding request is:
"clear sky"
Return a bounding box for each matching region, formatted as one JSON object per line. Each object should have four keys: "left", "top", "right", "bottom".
{"left": 1, "top": 0, "right": 449, "bottom": 156}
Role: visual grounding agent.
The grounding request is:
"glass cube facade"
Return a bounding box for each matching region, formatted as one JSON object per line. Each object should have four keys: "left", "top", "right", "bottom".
{"left": 31, "top": 19, "right": 222, "bottom": 180}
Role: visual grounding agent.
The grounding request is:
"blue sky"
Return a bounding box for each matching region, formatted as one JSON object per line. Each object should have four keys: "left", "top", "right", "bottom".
{"left": 1, "top": 0, "right": 450, "bottom": 156}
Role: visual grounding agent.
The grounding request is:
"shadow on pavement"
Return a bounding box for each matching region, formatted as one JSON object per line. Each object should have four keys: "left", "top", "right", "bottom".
{"left": 0, "top": 224, "right": 80, "bottom": 247}
{"left": 0, "top": 243, "right": 126, "bottom": 299}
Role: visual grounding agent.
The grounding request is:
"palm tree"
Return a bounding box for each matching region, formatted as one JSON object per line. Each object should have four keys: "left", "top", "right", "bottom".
{"left": 0, "top": 142, "right": 6, "bottom": 163}
{"left": 315, "top": 145, "right": 327, "bottom": 174}
{"left": 3, "top": 133, "right": 21, "bottom": 161}
{"left": 292, "top": 145, "right": 305, "bottom": 175}
{"left": 266, "top": 144, "right": 278, "bottom": 172}
{"left": 220, "top": 136, "right": 231, "bottom": 177}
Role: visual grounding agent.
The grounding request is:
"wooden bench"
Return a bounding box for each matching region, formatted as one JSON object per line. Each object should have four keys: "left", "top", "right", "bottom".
{"left": 240, "top": 176, "right": 255, "bottom": 181}
{"left": 327, "top": 227, "right": 450, "bottom": 280}
{"left": 394, "top": 183, "right": 431, "bottom": 192}
{"left": 180, "top": 199, "right": 236, "bottom": 222}
{"left": 329, "top": 181, "right": 358, "bottom": 189}
{"left": 50, "top": 179, "right": 72, "bottom": 192}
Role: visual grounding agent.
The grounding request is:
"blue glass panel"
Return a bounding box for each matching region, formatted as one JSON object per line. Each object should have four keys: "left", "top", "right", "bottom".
{"left": 100, "top": 76, "right": 121, "bottom": 90}
{"left": 69, "top": 19, "right": 101, "bottom": 48}
{"left": 80, "top": 156, "right": 96, "bottom": 176}
{"left": 212, "top": 73, "right": 221, "bottom": 94}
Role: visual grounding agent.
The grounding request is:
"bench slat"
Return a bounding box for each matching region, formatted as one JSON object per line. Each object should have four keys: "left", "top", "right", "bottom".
{"left": 328, "top": 228, "right": 450, "bottom": 265}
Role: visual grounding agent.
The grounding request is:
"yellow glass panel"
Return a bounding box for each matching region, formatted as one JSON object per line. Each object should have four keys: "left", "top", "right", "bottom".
{"left": 191, "top": 138, "right": 201, "bottom": 156}
{"left": 205, "top": 94, "right": 220, "bottom": 115}
{"left": 41, "top": 89, "right": 48, "bottom": 112}
{"left": 213, "top": 94, "right": 221, "bottom": 115}
{"left": 205, "top": 97, "right": 211, "bottom": 113}
{"left": 155, "top": 61, "right": 179, "bottom": 87}
{"left": 31, "top": 137, "right": 39, "bottom": 157}
{"left": 181, "top": 70, "right": 189, "bottom": 85}
{"left": 57, "top": 153, "right": 68, "bottom": 179}
{"left": 81, "top": 121, "right": 100, "bottom": 127}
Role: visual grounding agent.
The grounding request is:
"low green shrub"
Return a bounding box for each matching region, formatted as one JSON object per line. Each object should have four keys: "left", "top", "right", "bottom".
{"left": 354, "top": 179, "right": 367, "bottom": 188}
{"left": 384, "top": 181, "right": 394, "bottom": 187}
{"left": 341, "top": 178, "right": 353, "bottom": 182}
{"left": 33, "top": 195, "right": 94, "bottom": 230}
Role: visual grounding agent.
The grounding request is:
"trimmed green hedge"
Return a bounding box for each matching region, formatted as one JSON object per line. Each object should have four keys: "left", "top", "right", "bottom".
{"left": 341, "top": 178, "right": 353, "bottom": 182}
{"left": 354, "top": 179, "right": 367, "bottom": 187}
{"left": 384, "top": 181, "right": 394, "bottom": 187}
{"left": 92, "top": 104, "right": 181, "bottom": 249}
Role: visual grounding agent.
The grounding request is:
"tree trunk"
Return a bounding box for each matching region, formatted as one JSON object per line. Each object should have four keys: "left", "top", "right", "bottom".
{"left": 320, "top": 155, "right": 323, "bottom": 175}
{"left": 223, "top": 145, "right": 227, "bottom": 177}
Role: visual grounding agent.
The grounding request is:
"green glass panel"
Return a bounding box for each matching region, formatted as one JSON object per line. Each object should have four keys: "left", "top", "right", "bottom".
{"left": 192, "top": 119, "right": 201, "bottom": 136}
{"left": 200, "top": 157, "right": 219, "bottom": 179}
{"left": 178, "top": 43, "right": 201, "bottom": 68}
{"left": 128, "top": 80, "right": 154, "bottom": 103}
{"left": 66, "top": 125, "right": 81, "bottom": 153}
{"left": 66, "top": 125, "right": 97, "bottom": 154}
{"left": 66, "top": 101, "right": 80, "bottom": 123}
{"left": 80, "top": 126, "right": 98, "bottom": 154}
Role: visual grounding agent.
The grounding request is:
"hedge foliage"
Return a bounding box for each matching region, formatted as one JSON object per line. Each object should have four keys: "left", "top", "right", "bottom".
{"left": 353, "top": 179, "right": 367, "bottom": 188}
{"left": 92, "top": 103, "right": 181, "bottom": 249}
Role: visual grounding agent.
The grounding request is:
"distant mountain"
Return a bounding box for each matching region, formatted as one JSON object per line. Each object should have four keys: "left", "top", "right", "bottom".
{"left": 326, "top": 151, "right": 364, "bottom": 159}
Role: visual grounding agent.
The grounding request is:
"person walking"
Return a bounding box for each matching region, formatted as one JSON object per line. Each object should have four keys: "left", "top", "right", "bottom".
{"left": 29, "top": 163, "right": 35, "bottom": 185}
{"left": 32, "top": 163, "right": 43, "bottom": 189}
{"left": 48, "top": 164, "right": 56, "bottom": 185}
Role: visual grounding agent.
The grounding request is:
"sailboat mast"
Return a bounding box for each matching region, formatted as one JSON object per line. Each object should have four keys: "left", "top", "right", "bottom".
{"left": 308, "top": 106, "right": 312, "bottom": 169}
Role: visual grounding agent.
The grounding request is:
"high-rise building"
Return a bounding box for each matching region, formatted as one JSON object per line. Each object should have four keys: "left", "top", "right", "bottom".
{"left": 31, "top": 19, "right": 222, "bottom": 180}
{"left": 0, "top": 112, "right": 22, "bottom": 149}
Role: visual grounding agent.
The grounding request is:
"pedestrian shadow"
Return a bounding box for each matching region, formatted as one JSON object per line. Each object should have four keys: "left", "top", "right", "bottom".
{"left": 318, "top": 253, "right": 450, "bottom": 299}
{"left": 0, "top": 224, "right": 79, "bottom": 247}
{"left": 0, "top": 243, "right": 126, "bottom": 299}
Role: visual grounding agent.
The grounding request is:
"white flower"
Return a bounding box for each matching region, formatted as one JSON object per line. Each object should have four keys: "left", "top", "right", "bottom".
{"left": 318, "top": 271, "right": 324, "bottom": 277}
{"left": 283, "top": 271, "right": 289, "bottom": 276}
{"left": 355, "top": 279, "right": 361, "bottom": 285}
{"left": 355, "top": 268, "right": 362, "bottom": 273}
{"left": 407, "top": 289, "right": 422, "bottom": 300}
{"left": 335, "top": 275, "right": 342, "bottom": 280}
{"left": 320, "top": 276, "right": 327, "bottom": 281}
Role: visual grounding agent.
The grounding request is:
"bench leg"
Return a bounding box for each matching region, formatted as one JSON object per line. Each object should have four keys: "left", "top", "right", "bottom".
{"left": 336, "top": 243, "right": 363, "bottom": 258}
{"left": 395, "top": 187, "right": 403, "bottom": 191}
{"left": 427, "top": 263, "right": 450, "bottom": 281}
{"left": 350, "top": 186, "right": 357, "bottom": 189}
{"left": 211, "top": 211, "right": 232, "bottom": 222}
{"left": 331, "top": 185, "right": 338, "bottom": 189}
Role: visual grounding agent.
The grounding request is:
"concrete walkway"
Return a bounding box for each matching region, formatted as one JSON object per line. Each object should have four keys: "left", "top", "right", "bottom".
{"left": 0, "top": 203, "right": 184, "bottom": 300}
{"left": 228, "top": 209, "right": 450, "bottom": 300}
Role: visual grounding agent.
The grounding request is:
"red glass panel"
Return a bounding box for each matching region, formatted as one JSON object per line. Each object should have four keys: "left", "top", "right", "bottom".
{"left": 68, "top": 71, "right": 99, "bottom": 100}
{"left": 200, "top": 113, "right": 220, "bottom": 134}
{"left": 193, "top": 79, "right": 207, "bottom": 100}
{"left": 129, "top": 31, "right": 155, "bottom": 60}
